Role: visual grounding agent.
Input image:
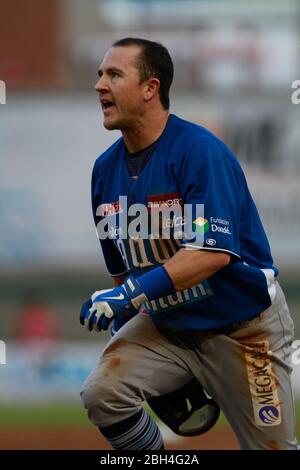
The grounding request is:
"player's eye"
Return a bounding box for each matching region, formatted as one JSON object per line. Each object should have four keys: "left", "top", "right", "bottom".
{"left": 111, "top": 71, "right": 120, "bottom": 78}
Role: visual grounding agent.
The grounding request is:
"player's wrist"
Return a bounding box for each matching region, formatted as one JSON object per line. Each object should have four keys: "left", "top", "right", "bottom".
{"left": 135, "top": 265, "right": 176, "bottom": 302}
{"left": 122, "top": 266, "right": 175, "bottom": 311}
{"left": 122, "top": 276, "right": 148, "bottom": 310}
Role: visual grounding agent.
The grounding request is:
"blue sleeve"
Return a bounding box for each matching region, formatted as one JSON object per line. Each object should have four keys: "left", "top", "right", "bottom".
{"left": 178, "top": 136, "right": 242, "bottom": 258}
{"left": 99, "top": 238, "right": 129, "bottom": 278}
{"left": 91, "top": 160, "right": 129, "bottom": 277}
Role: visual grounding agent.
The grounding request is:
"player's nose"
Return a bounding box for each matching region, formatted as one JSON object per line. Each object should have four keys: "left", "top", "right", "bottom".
{"left": 94, "top": 76, "right": 109, "bottom": 93}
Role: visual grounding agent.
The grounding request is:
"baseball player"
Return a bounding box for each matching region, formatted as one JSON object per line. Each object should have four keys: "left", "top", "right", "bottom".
{"left": 80, "top": 38, "right": 297, "bottom": 450}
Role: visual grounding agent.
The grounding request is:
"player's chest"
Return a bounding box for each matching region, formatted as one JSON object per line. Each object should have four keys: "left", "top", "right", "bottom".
{"left": 100, "top": 152, "right": 181, "bottom": 209}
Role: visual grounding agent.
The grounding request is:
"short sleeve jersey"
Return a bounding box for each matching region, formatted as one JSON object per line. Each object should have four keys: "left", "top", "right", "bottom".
{"left": 91, "top": 114, "right": 277, "bottom": 331}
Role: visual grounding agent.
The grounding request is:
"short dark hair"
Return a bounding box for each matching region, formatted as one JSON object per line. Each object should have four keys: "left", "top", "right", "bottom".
{"left": 113, "top": 37, "right": 174, "bottom": 110}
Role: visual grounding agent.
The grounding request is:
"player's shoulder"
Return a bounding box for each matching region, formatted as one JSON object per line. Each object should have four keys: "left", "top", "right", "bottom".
{"left": 93, "top": 137, "right": 123, "bottom": 174}
{"left": 169, "top": 114, "right": 242, "bottom": 172}
{"left": 171, "top": 114, "right": 234, "bottom": 158}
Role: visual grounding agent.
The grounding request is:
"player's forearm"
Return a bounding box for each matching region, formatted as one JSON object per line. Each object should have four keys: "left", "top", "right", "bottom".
{"left": 110, "top": 249, "right": 230, "bottom": 307}
{"left": 163, "top": 248, "right": 230, "bottom": 291}
{"left": 134, "top": 247, "right": 230, "bottom": 303}
{"left": 81, "top": 249, "right": 230, "bottom": 332}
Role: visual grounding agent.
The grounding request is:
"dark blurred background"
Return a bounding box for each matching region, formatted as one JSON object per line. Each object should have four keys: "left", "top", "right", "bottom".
{"left": 0, "top": 0, "right": 299, "bottom": 449}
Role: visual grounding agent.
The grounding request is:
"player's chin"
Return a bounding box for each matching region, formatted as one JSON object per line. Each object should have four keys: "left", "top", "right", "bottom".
{"left": 103, "top": 118, "right": 119, "bottom": 130}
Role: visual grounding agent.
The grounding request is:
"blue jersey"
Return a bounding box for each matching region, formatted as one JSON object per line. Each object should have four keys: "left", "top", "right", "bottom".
{"left": 91, "top": 114, "right": 277, "bottom": 331}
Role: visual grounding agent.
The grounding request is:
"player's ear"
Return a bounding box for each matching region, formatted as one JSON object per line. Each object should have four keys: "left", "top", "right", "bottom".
{"left": 143, "top": 78, "right": 160, "bottom": 102}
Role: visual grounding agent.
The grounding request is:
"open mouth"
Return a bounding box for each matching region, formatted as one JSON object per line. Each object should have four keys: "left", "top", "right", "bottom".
{"left": 101, "top": 100, "right": 115, "bottom": 112}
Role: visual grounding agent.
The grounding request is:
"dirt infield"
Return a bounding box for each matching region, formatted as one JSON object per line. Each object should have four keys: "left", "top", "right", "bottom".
{"left": 0, "top": 426, "right": 239, "bottom": 450}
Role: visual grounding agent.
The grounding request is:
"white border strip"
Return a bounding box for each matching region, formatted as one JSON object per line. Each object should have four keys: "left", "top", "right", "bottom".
{"left": 182, "top": 245, "right": 241, "bottom": 259}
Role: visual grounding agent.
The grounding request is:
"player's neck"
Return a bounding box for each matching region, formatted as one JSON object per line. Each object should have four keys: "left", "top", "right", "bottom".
{"left": 122, "top": 109, "right": 169, "bottom": 153}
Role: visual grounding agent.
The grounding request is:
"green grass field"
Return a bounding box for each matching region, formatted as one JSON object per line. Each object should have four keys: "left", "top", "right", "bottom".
{"left": 0, "top": 402, "right": 89, "bottom": 428}
{"left": 0, "top": 401, "right": 299, "bottom": 438}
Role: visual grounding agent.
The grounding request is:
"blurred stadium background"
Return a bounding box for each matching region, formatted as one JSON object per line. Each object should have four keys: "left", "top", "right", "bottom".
{"left": 0, "top": 0, "right": 300, "bottom": 449}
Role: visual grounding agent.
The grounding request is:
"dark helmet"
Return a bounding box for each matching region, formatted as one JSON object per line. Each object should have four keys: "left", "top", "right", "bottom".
{"left": 147, "top": 378, "right": 220, "bottom": 436}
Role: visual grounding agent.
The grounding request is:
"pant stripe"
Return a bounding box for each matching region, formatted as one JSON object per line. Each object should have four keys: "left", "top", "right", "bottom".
{"left": 100, "top": 409, "right": 163, "bottom": 450}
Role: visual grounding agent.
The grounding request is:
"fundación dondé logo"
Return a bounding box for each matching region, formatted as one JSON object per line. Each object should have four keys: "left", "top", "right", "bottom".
{"left": 193, "top": 217, "right": 209, "bottom": 235}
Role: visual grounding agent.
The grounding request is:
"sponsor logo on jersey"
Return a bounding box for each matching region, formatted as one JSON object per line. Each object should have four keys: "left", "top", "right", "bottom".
{"left": 147, "top": 192, "right": 182, "bottom": 212}
{"left": 98, "top": 201, "right": 123, "bottom": 216}
{"left": 161, "top": 215, "right": 186, "bottom": 229}
{"left": 211, "top": 225, "right": 231, "bottom": 235}
{"left": 206, "top": 238, "right": 216, "bottom": 246}
{"left": 145, "top": 280, "right": 214, "bottom": 313}
{"left": 108, "top": 226, "right": 123, "bottom": 237}
{"left": 210, "top": 217, "right": 231, "bottom": 235}
{"left": 210, "top": 217, "right": 229, "bottom": 226}
{"left": 193, "top": 217, "right": 209, "bottom": 234}
{"left": 245, "top": 340, "right": 281, "bottom": 427}
{"left": 96, "top": 196, "right": 205, "bottom": 244}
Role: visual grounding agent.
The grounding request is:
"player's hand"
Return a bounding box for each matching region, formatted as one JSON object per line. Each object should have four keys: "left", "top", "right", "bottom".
{"left": 79, "top": 276, "right": 148, "bottom": 332}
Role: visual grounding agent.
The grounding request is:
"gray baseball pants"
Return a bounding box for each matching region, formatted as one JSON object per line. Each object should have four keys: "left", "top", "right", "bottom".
{"left": 81, "top": 281, "right": 297, "bottom": 450}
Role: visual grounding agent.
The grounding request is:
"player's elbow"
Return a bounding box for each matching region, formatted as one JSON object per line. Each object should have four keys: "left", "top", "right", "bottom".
{"left": 213, "top": 252, "right": 231, "bottom": 270}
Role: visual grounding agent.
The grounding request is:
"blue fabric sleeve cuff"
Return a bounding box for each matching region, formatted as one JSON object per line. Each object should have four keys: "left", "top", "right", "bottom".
{"left": 137, "top": 265, "right": 176, "bottom": 300}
